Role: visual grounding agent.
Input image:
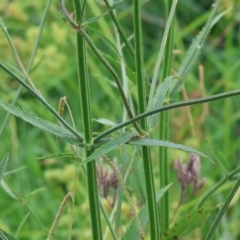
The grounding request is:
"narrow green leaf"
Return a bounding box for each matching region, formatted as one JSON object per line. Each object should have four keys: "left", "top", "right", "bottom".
{"left": 82, "top": 12, "right": 108, "bottom": 26}
{"left": 1, "top": 180, "right": 19, "bottom": 200}
{"left": 111, "top": 0, "right": 124, "bottom": 9}
{"left": 97, "top": 53, "right": 136, "bottom": 84}
{"left": 36, "top": 152, "right": 76, "bottom": 160}
{"left": 95, "top": 89, "right": 240, "bottom": 141}
{"left": 59, "top": 0, "right": 77, "bottom": 28}
{"left": 197, "top": 165, "right": 240, "bottom": 209}
{"left": 24, "top": 188, "right": 46, "bottom": 200}
{"left": 204, "top": 176, "right": 240, "bottom": 240}
{"left": 0, "top": 101, "right": 81, "bottom": 145}
{"left": 147, "top": 76, "right": 173, "bottom": 129}
{"left": 15, "top": 212, "right": 31, "bottom": 238}
{"left": 0, "top": 229, "right": 18, "bottom": 240}
{"left": 122, "top": 184, "right": 172, "bottom": 240}
{"left": 0, "top": 61, "right": 83, "bottom": 141}
{"left": 53, "top": 9, "right": 66, "bottom": 23}
{"left": 162, "top": 206, "right": 219, "bottom": 239}
{"left": 170, "top": 3, "right": 228, "bottom": 96}
{"left": 82, "top": 131, "right": 137, "bottom": 164}
{"left": 148, "top": 0, "right": 178, "bottom": 106}
{"left": 88, "top": 27, "right": 121, "bottom": 61}
{"left": 4, "top": 166, "right": 27, "bottom": 176}
{"left": 210, "top": 141, "right": 228, "bottom": 173}
{"left": 128, "top": 138, "right": 212, "bottom": 162}
{"left": 0, "top": 153, "right": 9, "bottom": 182}
{"left": 93, "top": 118, "right": 116, "bottom": 127}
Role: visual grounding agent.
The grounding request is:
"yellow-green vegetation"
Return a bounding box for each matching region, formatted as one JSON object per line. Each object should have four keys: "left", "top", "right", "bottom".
{"left": 0, "top": 0, "right": 240, "bottom": 239}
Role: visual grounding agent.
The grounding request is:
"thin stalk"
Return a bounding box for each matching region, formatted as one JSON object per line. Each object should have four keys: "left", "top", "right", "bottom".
{"left": 94, "top": 89, "right": 240, "bottom": 141}
{"left": 204, "top": 175, "right": 240, "bottom": 240}
{"left": 113, "top": 20, "right": 128, "bottom": 233}
{"left": 79, "top": 0, "right": 87, "bottom": 24}
{"left": 73, "top": 0, "right": 103, "bottom": 239}
{"left": 73, "top": 148, "right": 117, "bottom": 240}
{"left": 159, "top": 111, "right": 169, "bottom": 231}
{"left": 78, "top": 29, "right": 143, "bottom": 135}
{"left": 133, "top": 0, "right": 159, "bottom": 239}
{"left": 103, "top": 0, "right": 135, "bottom": 57}
{"left": 59, "top": 0, "right": 143, "bottom": 134}
{"left": 0, "top": 0, "right": 52, "bottom": 138}
{"left": 115, "top": 146, "right": 126, "bottom": 235}
{"left": 197, "top": 164, "right": 240, "bottom": 209}
{"left": 0, "top": 61, "right": 83, "bottom": 142}
{"left": 99, "top": 203, "right": 118, "bottom": 240}
{"left": 147, "top": 0, "right": 178, "bottom": 107}
{"left": 159, "top": 0, "right": 175, "bottom": 232}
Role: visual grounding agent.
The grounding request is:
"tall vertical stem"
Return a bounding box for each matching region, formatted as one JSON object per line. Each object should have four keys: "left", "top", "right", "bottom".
{"left": 159, "top": 0, "right": 175, "bottom": 233}
{"left": 73, "top": 0, "right": 102, "bottom": 239}
{"left": 133, "top": 0, "right": 160, "bottom": 239}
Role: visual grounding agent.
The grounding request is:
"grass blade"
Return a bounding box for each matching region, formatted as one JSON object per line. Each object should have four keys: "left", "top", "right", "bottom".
{"left": 94, "top": 89, "right": 240, "bottom": 140}
{"left": 82, "top": 131, "right": 137, "bottom": 164}
{"left": 0, "top": 153, "right": 9, "bottom": 182}
{"left": 147, "top": 76, "right": 173, "bottom": 129}
{"left": 0, "top": 229, "right": 17, "bottom": 240}
{"left": 0, "top": 101, "right": 81, "bottom": 145}
{"left": 170, "top": 0, "right": 225, "bottom": 96}
{"left": 128, "top": 138, "right": 212, "bottom": 162}
{"left": 204, "top": 175, "right": 240, "bottom": 240}
{"left": 147, "top": 0, "right": 178, "bottom": 107}
{"left": 15, "top": 212, "right": 31, "bottom": 238}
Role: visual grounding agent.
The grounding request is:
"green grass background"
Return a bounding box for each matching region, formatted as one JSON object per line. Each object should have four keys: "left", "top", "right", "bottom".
{"left": 0, "top": 0, "right": 240, "bottom": 239}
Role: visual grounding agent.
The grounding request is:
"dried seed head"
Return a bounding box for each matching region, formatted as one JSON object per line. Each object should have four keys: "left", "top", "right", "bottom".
{"left": 174, "top": 153, "right": 204, "bottom": 193}
{"left": 96, "top": 158, "right": 120, "bottom": 200}
{"left": 109, "top": 171, "right": 119, "bottom": 189}
{"left": 109, "top": 159, "right": 120, "bottom": 189}
{"left": 58, "top": 96, "right": 67, "bottom": 117}
{"left": 187, "top": 153, "right": 201, "bottom": 181}
{"left": 174, "top": 158, "right": 191, "bottom": 189}
{"left": 172, "top": 153, "right": 205, "bottom": 222}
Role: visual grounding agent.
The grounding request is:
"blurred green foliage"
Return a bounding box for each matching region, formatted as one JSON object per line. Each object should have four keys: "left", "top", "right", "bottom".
{"left": 0, "top": 0, "right": 240, "bottom": 239}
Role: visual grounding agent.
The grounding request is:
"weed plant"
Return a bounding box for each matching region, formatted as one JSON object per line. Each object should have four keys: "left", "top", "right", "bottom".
{"left": 0, "top": 0, "right": 240, "bottom": 239}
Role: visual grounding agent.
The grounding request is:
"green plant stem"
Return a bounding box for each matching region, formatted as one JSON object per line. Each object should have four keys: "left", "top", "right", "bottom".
{"left": 147, "top": 0, "right": 178, "bottom": 108}
{"left": 73, "top": 0, "right": 103, "bottom": 239}
{"left": 0, "top": 0, "right": 52, "bottom": 138}
{"left": 59, "top": 0, "right": 143, "bottom": 135}
{"left": 159, "top": 0, "right": 175, "bottom": 232}
{"left": 78, "top": 29, "right": 143, "bottom": 135}
{"left": 197, "top": 164, "right": 240, "bottom": 209}
{"left": 159, "top": 111, "right": 169, "bottom": 231}
{"left": 114, "top": 22, "right": 128, "bottom": 234}
{"left": 133, "top": 0, "right": 159, "bottom": 239}
{"left": 0, "top": 61, "right": 83, "bottom": 141}
{"left": 204, "top": 175, "right": 240, "bottom": 240}
{"left": 94, "top": 89, "right": 240, "bottom": 141}
{"left": 99, "top": 203, "right": 118, "bottom": 240}
{"left": 75, "top": 152, "right": 117, "bottom": 240}
{"left": 103, "top": 0, "right": 135, "bottom": 58}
